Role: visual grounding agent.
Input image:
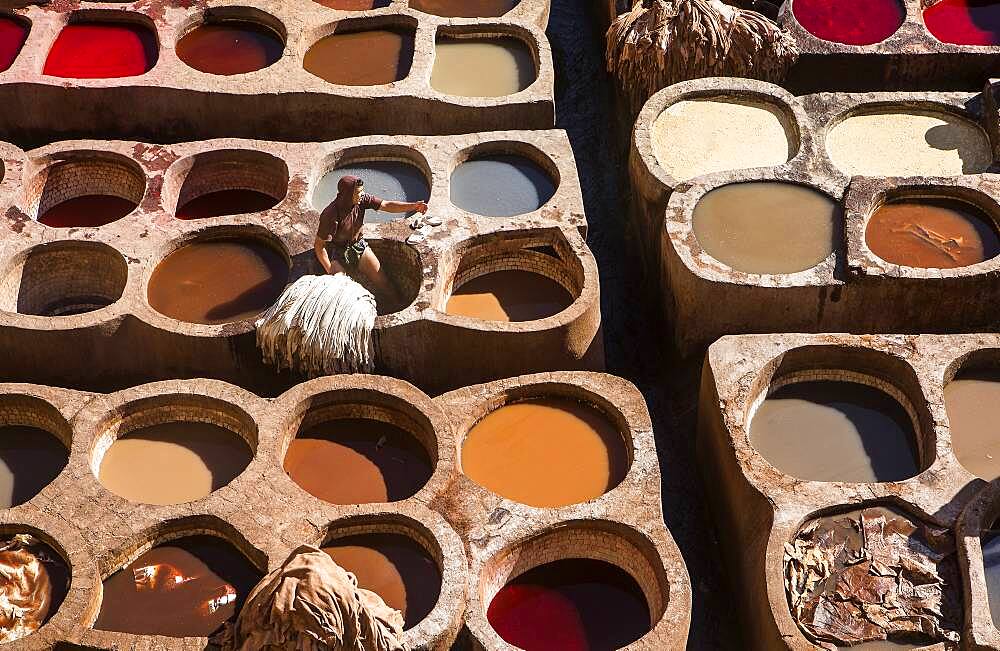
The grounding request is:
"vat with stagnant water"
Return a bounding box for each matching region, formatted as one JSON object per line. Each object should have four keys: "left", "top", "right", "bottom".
{"left": 312, "top": 160, "right": 429, "bottom": 221}
{"left": 304, "top": 27, "right": 414, "bottom": 86}
{"left": 176, "top": 19, "right": 284, "bottom": 76}
{"left": 450, "top": 154, "right": 555, "bottom": 217}
{"left": 43, "top": 21, "right": 158, "bottom": 78}
{"left": 431, "top": 36, "right": 535, "bottom": 97}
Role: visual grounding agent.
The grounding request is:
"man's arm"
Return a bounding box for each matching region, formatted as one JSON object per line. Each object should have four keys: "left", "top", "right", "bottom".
{"left": 380, "top": 200, "right": 428, "bottom": 214}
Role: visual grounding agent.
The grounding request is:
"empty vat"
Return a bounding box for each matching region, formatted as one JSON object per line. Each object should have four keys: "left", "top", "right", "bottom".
{"left": 450, "top": 154, "right": 555, "bottom": 217}
{"left": 284, "top": 417, "right": 432, "bottom": 504}
{"left": 827, "top": 109, "right": 992, "bottom": 176}
{"left": 313, "top": 160, "right": 429, "bottom": 221}
{"left": 147, "top": 238, "right": 289, "bottom": 324}
{"left": 792, "top": 0, "right": 905, "bottom": 46}
{"left": 38, "top": 195, "right": 137, "bottom": 228}
{"left": 487, "top": 558, "right": 651, "bottom": 650}
{"left": 176, "top": 20, "right": 283, "bottom": 75}
{"left": 445, "top": 270, "right": 572, "bottom": 321}
{"left": 0, "top": 15, "right": 28, "bottom": 72}
{"left": 410, "top": 0, "right": 519, "bottom": 17}
{"left": 0, "top": 534, "right": 70, "bottom": 643}
{"left": 924, "top": 0, "right": 1000, "bottom": 46}
{"left": 431, "top": 36, "right": 535, "bottom": 97}
{"left": 866, "top": 197, "right": 1000, "bottom": 269}
{"left": 43, "top": 21, "right": 157, "bottom": 78}
{"left": 0, "top": 426, "right": 67, "bottom": 508}
{"left": 749, "top": 381, "right": 919, "bottom": 482}
{"left": 98, "top": 421, "right": 252, "bottom": 505}
{"left": 304, "top": 28, "right": 413, "bottom": 85}
{"left": 651, "top": 98, "right": 793, "bottom": 182}
{"left": 461, "top": 398, "right": 628, "bottom": 508}
{"left": 945, "top": 369, "right": 1000, "bottom": 479}
{"left": 692, "top": 182, "right": 839, "bottom": 274}
{"left": 323, "top": 533, "right": 440, "bottom": 629}
{"left": 95, "top": 535, "right": 262, "bottom": 637}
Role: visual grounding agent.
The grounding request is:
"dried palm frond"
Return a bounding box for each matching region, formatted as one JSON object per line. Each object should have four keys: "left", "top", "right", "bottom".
{"left": 606, "top": 0, "right": 798, "bottom": 112}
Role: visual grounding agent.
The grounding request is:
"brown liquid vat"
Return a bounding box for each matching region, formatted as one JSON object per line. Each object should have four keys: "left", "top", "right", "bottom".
{"left": 630, "top": 78, "right": 1000, "bottom": 357}
{"left": 0, "top": 371, "right": 690, "bottom": 649}
{"left": 0, "top": 132, "right": 595, "bottom": 395}
{"left": 0, "top": 5, "right": 554, "bottom": 142}
{"left": 695, "top": 333, "right": 1000, "bottom": 650}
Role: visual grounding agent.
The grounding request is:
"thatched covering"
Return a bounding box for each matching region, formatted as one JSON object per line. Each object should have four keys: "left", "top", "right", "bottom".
{"left": 606, "top": 0, "right": 798, "bottom": 112}
{"left": 256, "top": 274, "right": 377, "bottom": 376}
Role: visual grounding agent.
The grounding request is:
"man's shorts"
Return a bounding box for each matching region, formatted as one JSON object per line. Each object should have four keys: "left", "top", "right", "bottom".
{"left": 332, "top": 238, "right": 368, "bottom": 268}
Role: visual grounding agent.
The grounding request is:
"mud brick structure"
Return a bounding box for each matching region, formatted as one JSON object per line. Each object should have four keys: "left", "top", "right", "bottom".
{"left": 629, "top": 77, "right": 1000, "bottom": 356}
{"left": 0, "top": 0, "right": 555, "bottom": 143}
{"left": 0, "top": 370, "right": 690, "bottom": 649}
{"left": 0, "top": 130, "right": 603, "bottom": 395}
{"left": 696, "top": 332, "right": 1000, "bottom": 650}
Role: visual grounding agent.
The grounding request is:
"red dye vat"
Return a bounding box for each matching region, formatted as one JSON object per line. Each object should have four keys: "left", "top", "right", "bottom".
{"left": 924, "top": 0, "right": 1000, "bottom": 45}
{"left": 792, "top": 0, "right": 905, "bottom": 46}
{"left": 0, "top": 16, "right": 29, "bottom": 72}
{"left": 487, "top": 559, "right": 651, "bottom": 651}
{"left": 43, "top": 22, "right": 157, "bottom": 78}
{"left": 176, "top": 189, "right": 279, "bottom": 220}
{"left": 39, "top": 195, "right": 137, "bottom": 228}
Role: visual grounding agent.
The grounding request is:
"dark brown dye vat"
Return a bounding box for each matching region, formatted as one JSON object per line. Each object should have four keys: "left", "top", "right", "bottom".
{"left": 284, "top": 417, "right": 432, "bottom": 504}
{"left": 322, "top": 533, "right": 440, "bottom": 629}
{"left": 0, "top": 426, "right": 67, "bottom": 508}
{"left": 410, "top": 0, "right": 519, "bottom": 17}
{"left": 94, "top": 535, "right": 262, "bottom": 637}
{"left": 176, "top": 20, "right": 283, "bottom": 76}
{"left": 313, "top": 0, "right": 390, "bottom": 8}
{"left": 304, "top": 28, "right": 413, "bottom": 86}
{"left": 147, "top": 239, "right": 289, "bottom": 324}
{"left": 175, "top": 189, "right": 280, "bottom": 220}
{"left": 38, "top": 195, "right": 137, "bottom": 228}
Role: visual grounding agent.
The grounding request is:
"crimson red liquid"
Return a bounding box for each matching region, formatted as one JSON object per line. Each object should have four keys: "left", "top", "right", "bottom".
{"left": 487, "top": 559, "right": 651, "bottom": 651}
{"left": 176, "top": 189, "right": 279, "bottom": 220}
{"left": 176, "top": 21, "right": 284, "bottom": 75}
{"left": 38, "top": 195, "right": 137, "bottom": 228}
{"left": 0, "top": 16, "right": 29, "bottom": 72}
{"left": 43, "top": 22, "right": 157, "bottom": 78}
{"left": 924, "top": 0, "right": 1000, "bottom": 45}
{"left": 792, "top": 0, "right": 905, "bottom": 45}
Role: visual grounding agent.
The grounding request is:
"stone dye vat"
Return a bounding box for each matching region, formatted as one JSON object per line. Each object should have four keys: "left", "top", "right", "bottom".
{"left": 924, "top": 0, "right": 1000, "bottom": 46}
{"left": 304, "top": 27, "right": 414, "bottom": 86}
{"left": 431, "top": 35, "right": 536, "bottom": 97}
{"left": 176, "top": 19, "right": 284, "bottom": 76}
{"left": 0, "top": 372, "right": 689, "bottom": 648}
{"left": 0, "top": 132, "right": 597, "bottom": 395}
{"left": 445, "top": 270, "right": 572, "bottom": 321}
{"left": 314, "top": 0, "right": 391, "bottom": 9}
{"left": 630, "top": 78, "right": 1000, "bottom": 355}
{"left": 323, "top": 532, "right": 440, "bottom": 629}
{"left": 460, "top": 397, "right": 628, "bottom": 507}
{"left": 0, "top": 396, "right": 69, "bottom": 510}
{"left": 313, "top": 159, "right": 429, "bottom": 220}
{"left": 0, "top": 4, "right": 554, "bottom": 141}
{"left": 94, "top": 535, "right": 262, "bottom": 637}
{"left": 790, "top": 0, "right": 905, "bottom": 46}
{"left": 953, "top": 477, "right": 1000, "bottom": 649}
{"left": 0, "top": 533, "right": 71, "bottom": 643}
{"left": 411, "top": 0, "right": 521, "bottom": 18}
{"left": 450, "top": 153, "right": 556, "bottom": 217}
{"left": 695, "top": 333, "right": 1000, "bottom": 649}
{"left": 946, "top": 369, "right": 1000, "bottom": 479}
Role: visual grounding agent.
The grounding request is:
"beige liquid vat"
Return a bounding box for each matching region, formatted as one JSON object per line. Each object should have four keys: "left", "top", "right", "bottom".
{"left": 431, "top": 37, "right": 535, "bottom": 97}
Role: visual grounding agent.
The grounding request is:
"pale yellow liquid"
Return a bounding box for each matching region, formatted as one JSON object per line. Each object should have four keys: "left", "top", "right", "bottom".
{"left": 431, "top": 38, "right": 534, "bottom": 97}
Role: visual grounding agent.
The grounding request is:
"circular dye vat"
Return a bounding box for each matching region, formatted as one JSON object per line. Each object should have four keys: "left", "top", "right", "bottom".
{"left": 792, "top": 0, "right": 904, "bottom": 46}
{"left": 0, "top": 534, "right": 70, "bottom": 643}
{"left": 945, "top": 369, "right": 1000, "bottom": 480}
{"left": 431, "top": 37, "right": 535, "bottom": 97}
{"left": 445, "top": 270, "right": 573, "bottom": 322}
{"left": 284, "top": 417, "right": 433, "bottom": 504}
{"left": 43, "top": 22, "right": 157, "bottom": 78}
{"left": 450, "top": 155, "right": 555, "bottom": 217}
{"left": 323, "top": 533, "right": 440, "bottom": 629}
{"left": 651, "top": 98, "right": 793, "bottom": 182}
{"left": 176, "top": 20, "right": 283, "bottom": 76}
{"left": 38, "top": 195, "right": 137, "bottom": 228}
{"left": 461, "top": 398, "right": 628, "bottom": 508}
{"left": 827, "top": 109, "right": 992, "bottom": 177}
{"left": 0, "top": 16, "right": 29, "bottom": 73}
{"left": 313, "top": 0, "right": 390, "bottom": 8}
{"left": 312, "top": 160, "right": 429, "bottom": 221}
{"left": 750, "top": 381, "right": 919, "bottom": 483}
{"left": 98, "top": 421, "right": 253, "bottom": 505}
{"left": 410, "top": 0, "right": 519, "bottom": 18}
{"left": 94, "top": 535, "right": 261, "bottom": 637}
{"left": 176, "top": 189, "right": 280, "bottom": 220}
{"left": 488, "top": 558, "right": 651, "bottom": 651}
{"left": 0, "top": 426, "right": 67, "bottom": 508}
{"left": 147, "top": 239, "right": 288, "bottom": 325}
{"left": 692, "top": 182, "right": 839, "bottom": 274}
{"left": 304, "top": 29, "right": 413, "bottom": 86}
{"left": 924, "top": 0, "right": 1000, "bottom": 46}
{"left": 984, "top": 526, "right": 1000, "bottom": 627}
{"left": 866, "top": 198, "right": 1000, "bottom": 269}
